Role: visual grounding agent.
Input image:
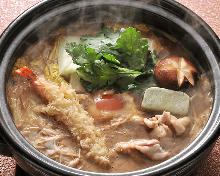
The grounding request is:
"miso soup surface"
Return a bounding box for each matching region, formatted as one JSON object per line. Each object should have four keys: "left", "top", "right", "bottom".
{"left": 6, "top": 24, "right": 212, "bottom": 173}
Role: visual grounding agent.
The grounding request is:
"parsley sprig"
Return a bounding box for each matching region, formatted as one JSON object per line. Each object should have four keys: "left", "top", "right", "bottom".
{"left": 66, "top": 27, "right": 157, "bottom": 92}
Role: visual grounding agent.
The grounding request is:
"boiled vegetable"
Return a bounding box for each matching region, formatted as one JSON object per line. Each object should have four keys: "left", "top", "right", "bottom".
{"left": 141, "top": 87, "right": 189, "bottom": 115}
{"left": 95, "top": 95, "right": 123, "bottom": 111}
{"left": 58, "top": 36, "right": 80, "bottom": 76}
{"left": 65, "top": 27, "right": 157, "bottom": 92}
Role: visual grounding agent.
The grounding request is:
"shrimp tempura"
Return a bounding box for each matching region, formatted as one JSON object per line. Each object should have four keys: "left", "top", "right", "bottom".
{"left": 16, "top": 67, "right": 111, "bottom": 166}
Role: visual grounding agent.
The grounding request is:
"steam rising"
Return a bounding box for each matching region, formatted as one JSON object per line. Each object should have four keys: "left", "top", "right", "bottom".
{"left": 7, "top": 0, "right": 218, "bottom": 173}
{"left": 24, "top": 0, "right": 218, "bottom": 84}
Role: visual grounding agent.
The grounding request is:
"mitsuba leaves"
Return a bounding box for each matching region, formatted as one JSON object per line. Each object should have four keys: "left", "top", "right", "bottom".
{"left": 65, "top": 27, "right": 157, "bottom": 92}
{"left": 81, "top": 28, "right": 120, "bottom": 53}
{"left": 103, "top": 54, "right": 120, "bottom": 65}
{"left": 115, "top": 28, "right": 149, "bottom": 71}
{"left": 66, "top": 43, "right": 143, "bottom": 92}
{"left": 65, "top": 43, "right": 101, "bottom": 65}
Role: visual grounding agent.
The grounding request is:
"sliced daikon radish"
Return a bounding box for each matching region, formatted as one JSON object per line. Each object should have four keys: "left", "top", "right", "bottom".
{"left": 141, "top": 87, "right": 189, "bottom": 115}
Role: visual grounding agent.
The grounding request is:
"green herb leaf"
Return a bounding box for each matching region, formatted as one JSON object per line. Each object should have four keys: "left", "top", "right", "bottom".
{"left": 65, "top": 27, "right": 157, "bottom": 93}
{"left": 103, "top": 54, "right": 120, "bottom": 65}
{"left": 65, "top": 43, "right": 88, "bottom": 65}
{"left": 115, "top": 27, "right": 149, "bottom": 71}
{"left": 81, "top": 28, "right": 120, "bottom": 53}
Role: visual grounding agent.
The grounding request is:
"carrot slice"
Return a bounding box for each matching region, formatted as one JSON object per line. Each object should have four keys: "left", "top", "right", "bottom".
{"left": 95, "top": 95, "right": 123, "bottom": 111}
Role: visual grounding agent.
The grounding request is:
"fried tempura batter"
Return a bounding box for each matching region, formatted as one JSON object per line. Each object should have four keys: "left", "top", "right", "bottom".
{"left": 16, "top": 67, "right": 111, "bottom": 166}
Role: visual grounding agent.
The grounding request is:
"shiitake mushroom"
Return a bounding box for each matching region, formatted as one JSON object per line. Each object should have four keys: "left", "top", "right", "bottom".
{"left": 154, "top": 57, "right": 198, "bottom": 89}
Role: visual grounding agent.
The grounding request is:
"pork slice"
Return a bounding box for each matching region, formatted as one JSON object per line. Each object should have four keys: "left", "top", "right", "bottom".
{"left": 115, "top": 139, "right": 169, "bottom": 161}
{"left": 144, "top": 111, "right": 190, "bottom": 136}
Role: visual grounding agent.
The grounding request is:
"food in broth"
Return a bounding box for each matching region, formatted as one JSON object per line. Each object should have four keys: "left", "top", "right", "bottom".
{"left": 6, "top": 24, "right": 212, "bottom": 173}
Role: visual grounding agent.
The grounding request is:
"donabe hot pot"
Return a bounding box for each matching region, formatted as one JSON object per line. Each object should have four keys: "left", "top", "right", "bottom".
{"left": 0, "top": 0, "right": 219, "bottom": 175}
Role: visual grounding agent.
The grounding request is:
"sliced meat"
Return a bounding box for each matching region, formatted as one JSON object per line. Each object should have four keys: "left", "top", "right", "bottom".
{"left": 150, "top": 124, "right": 172, "bottom": 138}
{"left": 115, "top": 139, "right": 169, "bottom": 160}
{"left": 144, "top": 111, "right": 190, "bottom": 136}
{"left": 144, "top": 114, "right": 172, "bottom": 139}
{"left": 169, "top": 116, "right": 191, "bottom": 135}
